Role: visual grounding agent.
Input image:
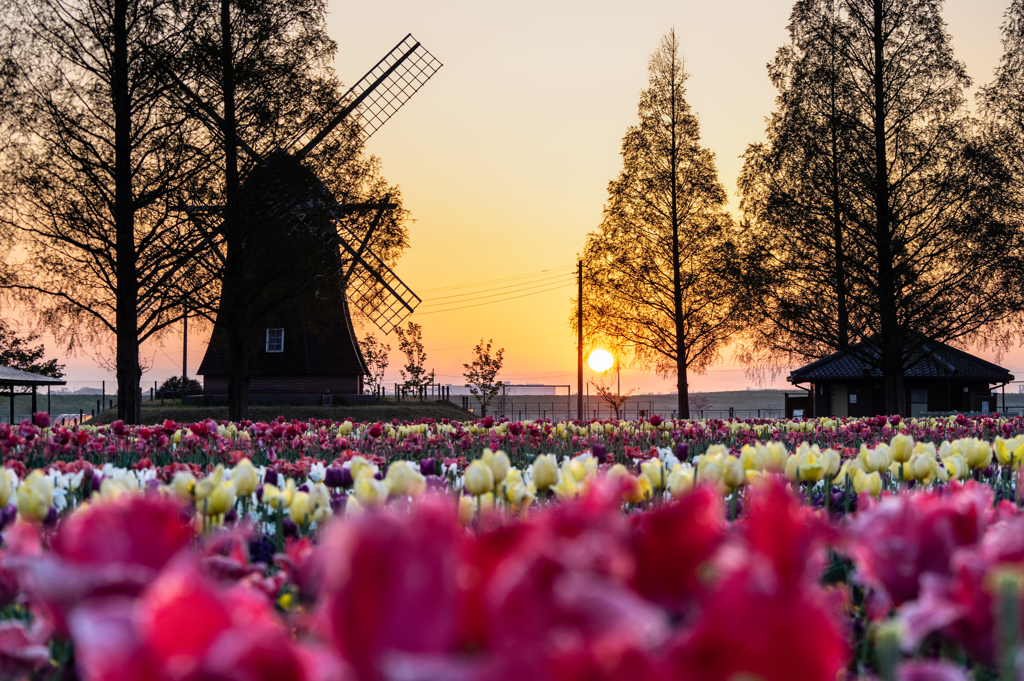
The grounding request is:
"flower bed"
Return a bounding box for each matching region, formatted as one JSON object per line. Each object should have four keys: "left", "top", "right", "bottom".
{"left": 0, "top": 413, "right": 1023, "bottom": 679}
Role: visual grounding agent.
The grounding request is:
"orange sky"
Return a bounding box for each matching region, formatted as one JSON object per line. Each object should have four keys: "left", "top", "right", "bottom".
{"left": 19, "top": 0, "right": 1024, "bottom": 394}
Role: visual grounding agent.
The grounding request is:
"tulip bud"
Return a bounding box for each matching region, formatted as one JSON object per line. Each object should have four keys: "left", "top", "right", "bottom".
{"left": 890, "top": 433, "right": 913, "bottom": 463}
{"left": 17, "top": 471, "right": 53, "bottom": 523}
{"left": 853, "top": 470, "right": 882, "bottom": 498}
{"left": 169, "top": 471, "right": 196, "bottom": 502}
{"left": 457, "top": 495, "right": 475, "bottom": 527}
{"left": 204, "top": 482, "right": 236, "bottom": 516}
{"left": 384, "top": 462, "right": 413, "bottom": 497}
{"left": 289, "top": 491, "right": 312, "bottom": 525}
{"left": 464, "top": 460, "right": 495, "bottom": 496}
{"left": 487, "top": 450, "right": 510, "bottom": 483}
{"left": 231, "top": 459, "right": 258, "bottom": 498}
{"left": 531, "top": 455, "right": 558, "bottom": 491}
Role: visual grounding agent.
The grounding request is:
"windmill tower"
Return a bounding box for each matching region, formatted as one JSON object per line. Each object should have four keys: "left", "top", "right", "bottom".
{"left": 193, "top": 35, "right": 442, "bottom": 403}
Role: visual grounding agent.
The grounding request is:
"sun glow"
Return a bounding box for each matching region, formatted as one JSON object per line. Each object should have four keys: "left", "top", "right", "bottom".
{"left": 587, "top": 349, "right": 614, "bottom": 373}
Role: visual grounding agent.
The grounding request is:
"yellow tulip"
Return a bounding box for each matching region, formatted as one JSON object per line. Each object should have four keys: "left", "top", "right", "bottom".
{"left": 942, "top": 454, "right": 970, "bottom": 481}
{"left": 231, "top": 459, "right": 258, "bottom": 498}
{"left": 289, "top": 491, "right": 312, "bottom": 525}
{"left": 204, "top": 481, "right": 236, "bottom": 516}
{"left": 349, "top": 456, "right": 376, "bottom": 481}
{"left": 532, "top": 455, "right": 559, "bottom": 491}
{"left": 405, "top": 472, "right": 427, "bottom": 498}
{"left": 457, "top": 495, "right": 475, "bottom": 526}
{"left": 194, "top": 466, "right": 225, "bottom": 501}
{"left": 309, "top": 482, "right": 331, "bottom": 515}
{"left": 890, "top": 434, "right": 914, "bottom": 463}
{"left": 510, "top": 485, "right": 535, "bottom": 514}
{"left": 857, "top": 444, "right": 890, "bottom": 473}
{"left": 640, "top": 459, "right": 665, "bottom": 491}
{"left": 482, "top": 449, "right": 511, "bottom": 483}
{"left": 853, "top": 470, "right": 882, "bottom": 498}
{"left": 171, "top": 471, "right": 196, "bottom": 502}
{"left": 17, "top": 471, "right": 53, "bottom": 523}
{"left": 667, "top": 463, "right": 694, "bottom": 497}
{"left": 763, "top": 442, "right": 788, "bottom": 472}
{"left": 0, "top": 469, "right": 15, "bottom": 508}
{"left": 263, "top": 479, "right": 295, "bottom": 510}
{"left": 465, "top": 460, "right": 495, "bottom": 496}
{"left": 962, "top": 439, "right": 993, "bottom": 469}
{"left": 384, "top": 462, "right": 413, "bottom": 497}
{"left": 552, "top": 467, "right": 580, "bottom": 500}
{"left": 995, "top": 437, "right": 1024, "bottom": 467}
{"left": 353, "top": 475, "right": 388, "bottom": 509}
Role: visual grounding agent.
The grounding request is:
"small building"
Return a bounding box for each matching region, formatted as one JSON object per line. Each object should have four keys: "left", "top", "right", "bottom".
{"left": 197, "top": 301, "right": 369, "bottom": 405}
{"left": 785, "top": 336, "right": 1014, "bottom": 418}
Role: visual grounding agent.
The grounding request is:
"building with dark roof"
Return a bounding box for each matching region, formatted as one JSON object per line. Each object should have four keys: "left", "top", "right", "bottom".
{"left": 785, "top": 336, "right": 1013, "bottom": 418}
{"left": 197, "top": 298, "right": 369, "bottom": 405}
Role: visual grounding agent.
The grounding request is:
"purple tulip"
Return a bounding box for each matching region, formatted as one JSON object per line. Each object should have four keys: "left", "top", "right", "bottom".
{"left": 324, "top": 466, "right": 345, "bottom": 488}
{"left": 592, "top": 444, "right": 607, "bottom": 464}
{"left": 263, "top": 469, "right": 279, "bottom": 487}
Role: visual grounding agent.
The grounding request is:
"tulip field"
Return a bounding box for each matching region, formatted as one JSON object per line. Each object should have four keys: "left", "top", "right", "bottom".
{"left": 2, "top": 413, "right": 1024, "bottom": 679}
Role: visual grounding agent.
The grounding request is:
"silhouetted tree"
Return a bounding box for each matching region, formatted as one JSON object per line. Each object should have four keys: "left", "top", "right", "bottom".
{"left": 360, "top": 333, "right": 390, "bottom": 395}
{"left": 0, "top": 0, "right": 211, "bottom": 425}
{"left": 463, "top": 338, "right": 504, "bottom": 417}
{"left": 572, "top": 30, "right": 744, "bottom": 419}
{"left": 739, "top": 0, "right": 1024, "bottom": 414}
{"left": 396, "top": 321, "right": 430, "bottom": 392}
{"left": 0, "top": 321, "right": 65, "bottom": 378}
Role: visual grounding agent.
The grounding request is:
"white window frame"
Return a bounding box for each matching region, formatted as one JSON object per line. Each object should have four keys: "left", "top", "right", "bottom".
{"left": 266, "top": 328, "right": 284, "bottom": 353}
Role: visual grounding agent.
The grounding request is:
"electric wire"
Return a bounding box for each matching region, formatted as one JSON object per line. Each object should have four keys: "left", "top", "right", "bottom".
{"left": 416, "top": 265, "right": 574, "bottom": 293}
{"left": 423, "top": 272, "right": 570, "bottom": 301}
{"left": 415, "top": 282, "right": 573, "bottom": 315}
{"left": 427, "top": 331, "right": 567, "bottom": 352}
{"left": 418, "top": 275, "right": 574, "bottom": 307}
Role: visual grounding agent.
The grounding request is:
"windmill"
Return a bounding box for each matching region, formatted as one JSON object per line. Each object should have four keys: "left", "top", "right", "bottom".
{"left": 181, "top": 34, "right": 442, "bottom": 401}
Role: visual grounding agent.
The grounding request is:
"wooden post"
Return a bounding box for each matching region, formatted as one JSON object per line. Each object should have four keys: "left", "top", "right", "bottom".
{"left": 31, "top": 385, "right": 37, "bottom": 415}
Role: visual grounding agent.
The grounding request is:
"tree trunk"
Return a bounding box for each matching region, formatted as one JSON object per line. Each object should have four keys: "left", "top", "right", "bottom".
{"left": 828, "top": 22, "right": 849, "bottom": 349}
{"left": 220, "top": 0, "right": 248, "bottom": 421}
{"left": 113, "top": 0, "right": 141, "bottom": 425}
{"left": 870, "top": 0, "right": 901, "bottom": 416}
{"left": 668, "top": 42, "right": 689, "bottom": 420}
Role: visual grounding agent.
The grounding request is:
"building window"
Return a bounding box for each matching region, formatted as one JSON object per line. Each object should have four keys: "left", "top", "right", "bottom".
{"left": 911, "top": 389, "right": 928, "bottom": 403}
{"left": 266, "top": 328, "right": 284, "bottom": 353}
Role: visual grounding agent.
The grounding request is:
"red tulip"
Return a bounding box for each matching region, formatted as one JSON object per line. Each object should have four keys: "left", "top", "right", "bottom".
{"left": 630, "top": 486, "right": 724, "bottom": 610}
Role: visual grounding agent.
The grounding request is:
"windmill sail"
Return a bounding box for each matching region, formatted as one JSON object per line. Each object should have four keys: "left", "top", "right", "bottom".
{"left": 334, "top": 218, "right": 421, "bottom": 336}
{"left": 289, "top": 34, "right": 442, "bottom": 165}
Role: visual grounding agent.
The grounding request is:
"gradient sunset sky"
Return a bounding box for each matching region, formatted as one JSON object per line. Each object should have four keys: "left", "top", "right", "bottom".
{"left": 33, "top": 0, "right": 1024, "bottom": 393}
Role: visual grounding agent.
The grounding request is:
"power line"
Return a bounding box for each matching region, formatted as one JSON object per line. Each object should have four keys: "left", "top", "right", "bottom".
{"left": 414, "top": 282, "right": 573, "bottom": 315}
{"left": 423, "top": 272, "right": 570, "bottom": 301}
{"left": 417, "top": 265, "right": 574, "bottom": 293}
{"left": 427, "top": 331, "right": 567, "bottom": 352}
{"left": 419, "top": 276, "right": 573, "bottom": 307}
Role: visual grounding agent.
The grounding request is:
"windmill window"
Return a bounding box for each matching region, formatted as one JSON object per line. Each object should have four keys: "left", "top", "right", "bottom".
{"left": 266, "top": 328, "right": 284, "bottom": 353}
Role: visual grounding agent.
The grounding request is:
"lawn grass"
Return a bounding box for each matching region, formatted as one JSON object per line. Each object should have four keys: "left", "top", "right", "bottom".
{"left": 88, "top": 399, "right": 475, "bottom": 425}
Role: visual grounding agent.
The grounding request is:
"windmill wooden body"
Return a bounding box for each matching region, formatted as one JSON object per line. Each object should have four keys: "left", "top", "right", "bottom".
{"left": 193, "top": 35, "right": 441, "bottom": 403}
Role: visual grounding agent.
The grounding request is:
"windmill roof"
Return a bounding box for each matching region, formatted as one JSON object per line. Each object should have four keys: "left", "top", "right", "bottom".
{"left": 0, "top": 366, "right": 67, "bottom": 387}
{"left": 788, "top": 336, "right": 1013, "bottom": 384}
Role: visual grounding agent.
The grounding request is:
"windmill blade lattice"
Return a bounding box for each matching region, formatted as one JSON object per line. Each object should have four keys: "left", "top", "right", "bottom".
{"left": 335, "top": 219, "right": 421, "bottom": 335}
{"left": 290, "top": 34, "right": 442, "bottom": 164}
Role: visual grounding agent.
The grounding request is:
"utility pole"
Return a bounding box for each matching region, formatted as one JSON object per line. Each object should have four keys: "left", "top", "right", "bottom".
{"left": 577, "top": 259, "right": 583, "bottom": 421}
{"left": 182, "top": 309, "right": 188, "bottom": 400}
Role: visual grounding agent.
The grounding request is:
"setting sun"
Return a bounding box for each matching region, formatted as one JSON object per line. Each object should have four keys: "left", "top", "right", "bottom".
{"left": 587, "top": 349, "right": 614, "bottom": 373}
